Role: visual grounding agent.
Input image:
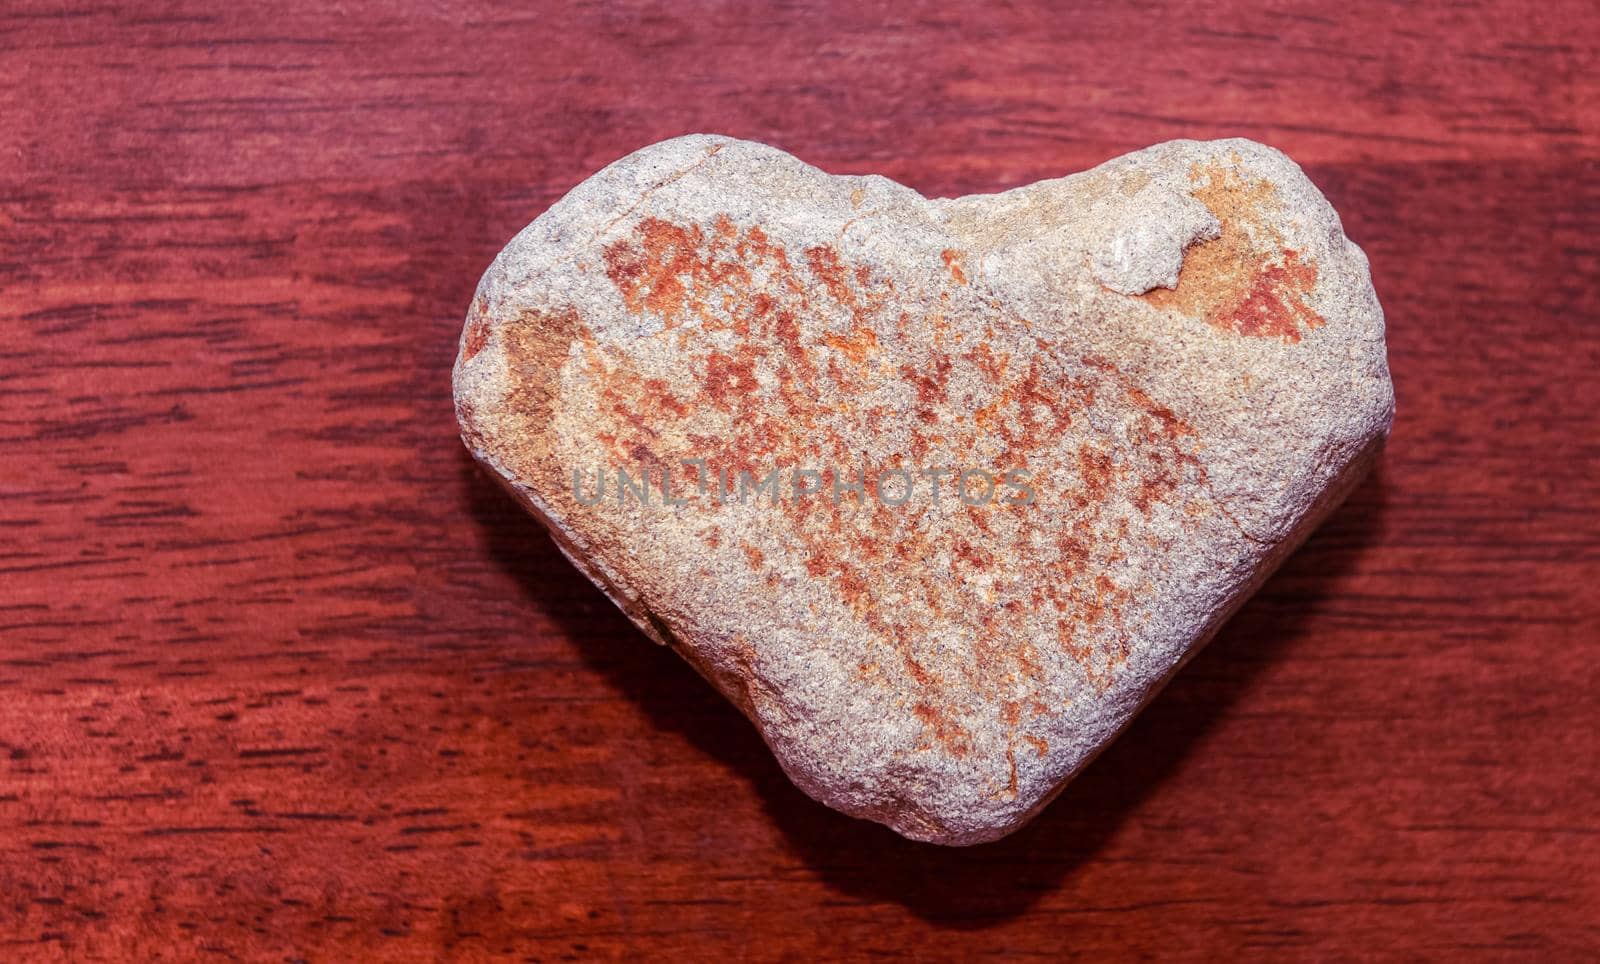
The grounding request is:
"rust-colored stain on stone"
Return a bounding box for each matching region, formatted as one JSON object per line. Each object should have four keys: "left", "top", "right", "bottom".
{"left": 914, "top": 702, "right": 972, "bottom": 758}
{"left": 604, "top": 216, "right": 761, "bottom": 323}
{"left": 461, "top": 297, "right": 492, "bottom": 362}
{"left": 518, "top": 214, "right": 1219, "bottom": 756}
{"left": 805, "top": 245, "right": 856, "bottom": 306}
{"left": 823, "top": 327, "right": 880, "bottom": 366}
{"left": 1143, "top": 163, "right": 1326, "bottom": 343}
{"left": 941, "top": 248, "right": 969, "bottom": 285}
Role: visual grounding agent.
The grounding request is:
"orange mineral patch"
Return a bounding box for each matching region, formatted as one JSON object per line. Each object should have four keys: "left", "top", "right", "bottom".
{"left": 512, "top": 214, "right": 1221, "bottom": 755}
{"left": 941, "top": 248, "right": 968, "bottom": 285}
{"left": 1142, "top": 163, "right": 1325, "bottom": 343}
{"left": 823, "top": 327, "right": 880, "bottom": 366}
{"left": 461, "top": 297, "right": 492, "bottom": 362}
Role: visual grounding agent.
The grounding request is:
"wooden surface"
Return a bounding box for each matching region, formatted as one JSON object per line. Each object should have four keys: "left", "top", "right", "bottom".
{"left": 2, "top": 1, "right": 1597, "bottom": 959}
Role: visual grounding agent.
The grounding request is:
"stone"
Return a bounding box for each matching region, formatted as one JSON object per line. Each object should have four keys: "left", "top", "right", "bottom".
{"left": 453, "top": 134, "right": 1394, "bottom": 845}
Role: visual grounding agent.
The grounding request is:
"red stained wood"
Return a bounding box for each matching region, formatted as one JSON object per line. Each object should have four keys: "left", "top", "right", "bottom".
{"left": 1, "top": 1, "right": 1596, "bottom": 958}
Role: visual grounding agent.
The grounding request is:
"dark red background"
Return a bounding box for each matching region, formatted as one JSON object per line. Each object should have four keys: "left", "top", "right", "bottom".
{"left": 2, "top": 1, "right": 1596, "bottom": 958}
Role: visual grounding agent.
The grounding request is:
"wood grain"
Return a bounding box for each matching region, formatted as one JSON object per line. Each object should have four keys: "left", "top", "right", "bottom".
{"left": 2, "top": 0, "right": 1596, "bottom": 958}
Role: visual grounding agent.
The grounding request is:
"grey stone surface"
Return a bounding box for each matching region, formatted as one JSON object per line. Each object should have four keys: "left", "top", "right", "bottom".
{"left": 453, "top": 134, "right": 1394, "bottom": 844}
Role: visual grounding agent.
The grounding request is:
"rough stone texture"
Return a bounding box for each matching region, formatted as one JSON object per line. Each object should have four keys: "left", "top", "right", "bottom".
{"left": 453, "top": 135, "right": 1394, "bottom": 845}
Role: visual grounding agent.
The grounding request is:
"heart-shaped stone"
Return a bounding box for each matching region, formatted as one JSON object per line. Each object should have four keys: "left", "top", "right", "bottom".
{"left": 454, "top": 135, "right": 1393, "bottom": 844}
